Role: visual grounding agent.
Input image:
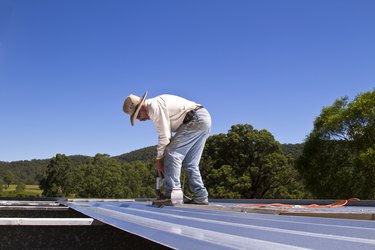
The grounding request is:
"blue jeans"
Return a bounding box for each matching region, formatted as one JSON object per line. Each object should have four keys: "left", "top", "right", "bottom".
{"left": 164, "top": 108, "right": 211, "bottom": 199}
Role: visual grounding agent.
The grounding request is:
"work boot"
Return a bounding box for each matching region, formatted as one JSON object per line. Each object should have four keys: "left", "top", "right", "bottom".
{"left": 184, "top": 197, "right": 209, "bottom": 205}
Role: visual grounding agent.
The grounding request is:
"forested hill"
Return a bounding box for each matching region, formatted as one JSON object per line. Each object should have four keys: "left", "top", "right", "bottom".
{"left": 281, "top": 143, "right": 304, "bottom": 159}
{"left": 0, "top": 155, "right": 91, "bottom": 185}
{"left": 0, "top": 143, "right": 303, "bottom": 185}
{"left": 0, "top": 159, "right": 49, "bottom": 185}
{"left": 115, "top": 143, "right": 305, "bottom": 162}
{"left": 115, "top": 145, "right": 157, "bottom": 162}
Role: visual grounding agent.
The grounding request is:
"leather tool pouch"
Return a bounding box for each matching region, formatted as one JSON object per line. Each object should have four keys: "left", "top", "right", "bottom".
{"left": 183, "top": 110, "right": 195, "bottom": 124}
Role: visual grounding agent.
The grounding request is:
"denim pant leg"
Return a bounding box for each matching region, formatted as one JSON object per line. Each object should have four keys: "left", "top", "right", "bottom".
{"left": 164, "top": 108, "right": 211, "bottom": 197}
{"left": 183, "top": 129, "right": 210, "bottom": 199}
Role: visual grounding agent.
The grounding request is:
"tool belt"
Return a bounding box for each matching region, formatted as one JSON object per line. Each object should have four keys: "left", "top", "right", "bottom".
{"left": 183, "top": 106, "right": 203, "bottom": 124}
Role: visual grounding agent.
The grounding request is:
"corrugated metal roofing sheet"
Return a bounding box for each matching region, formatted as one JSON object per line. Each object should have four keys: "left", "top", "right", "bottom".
{"left": 67, "top": 201, "right": 375, "bottom": 250}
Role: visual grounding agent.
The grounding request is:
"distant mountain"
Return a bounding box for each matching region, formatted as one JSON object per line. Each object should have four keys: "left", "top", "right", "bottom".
{"left": 281, "top": 143, "right": 304, "bottom": 159}
{"left": 0, "top": 159, "right": 49, "bottom": 185}
{"left": 114, "top": 146, "right": 157, "bottom": 162}
{"left": 114, "top": 143, "right": 305, "bottom": 163}
{"left": 0, "top": 155, "right": 91, "bottom": 185}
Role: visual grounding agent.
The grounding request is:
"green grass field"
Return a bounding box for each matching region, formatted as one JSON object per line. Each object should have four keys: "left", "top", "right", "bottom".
{"left": 1, "top": 184, "right": 43, "bottom": 197}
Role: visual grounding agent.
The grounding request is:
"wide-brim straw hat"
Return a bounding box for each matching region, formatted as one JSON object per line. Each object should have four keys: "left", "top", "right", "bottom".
{"left": 123, "top": 91, "right": 148, "bottom": 126}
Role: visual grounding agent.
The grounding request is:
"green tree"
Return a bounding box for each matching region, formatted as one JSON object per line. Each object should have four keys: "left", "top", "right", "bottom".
{"left": 74, "top": 154, "right": 126, "bottom": 198}
{"left": 39, "top": 154, "right": 74, "bottom": 197}
{"left": 205, "top": 165, "right": 242, "bottom": 198}
{"left": 122, "top": 161, "right": 155, "bottom": 198}
{"left": 16, "top": 182, "right": 26, "bottom": 192}
{"left": 297, "top": 89, "right": 375, "bottom": 199}
{"left": 201, "top": 124, "right": 305, "bottom": 199}
{"left": 3, "top": 171, "right": 14, "bottom": 189}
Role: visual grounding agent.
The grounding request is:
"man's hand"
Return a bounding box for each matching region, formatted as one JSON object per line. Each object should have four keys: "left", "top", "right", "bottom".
{"left": 155, "top": 158, "right": 164, "bottom": 175}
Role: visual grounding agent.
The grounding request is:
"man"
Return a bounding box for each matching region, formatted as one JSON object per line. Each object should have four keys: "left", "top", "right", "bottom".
{"left": 123, "top": 91, "right": 211, "bottom": 204}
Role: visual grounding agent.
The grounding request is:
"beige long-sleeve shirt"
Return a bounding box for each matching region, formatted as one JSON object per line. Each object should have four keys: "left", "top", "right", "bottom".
{"left": 146, "top": 94, "right": 201, "bottom": 159}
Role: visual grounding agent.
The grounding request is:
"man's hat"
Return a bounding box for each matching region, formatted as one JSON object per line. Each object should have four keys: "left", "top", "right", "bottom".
{"left": 123, "top": 91, "right": 148, "bottom": 126}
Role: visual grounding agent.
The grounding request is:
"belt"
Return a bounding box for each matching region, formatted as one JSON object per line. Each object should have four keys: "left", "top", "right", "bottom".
{"left": 183, "top": 106, "right": 204, "bottom": 124}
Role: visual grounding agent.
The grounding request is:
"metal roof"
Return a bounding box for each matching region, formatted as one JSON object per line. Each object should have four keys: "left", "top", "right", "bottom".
{"left": 67, "top": 200, "right": 375, "bottom": 250}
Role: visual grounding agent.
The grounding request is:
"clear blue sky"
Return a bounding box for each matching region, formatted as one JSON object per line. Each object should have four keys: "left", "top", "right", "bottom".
{"left": 0, "top": 0, "right": 374, "bottom": 162}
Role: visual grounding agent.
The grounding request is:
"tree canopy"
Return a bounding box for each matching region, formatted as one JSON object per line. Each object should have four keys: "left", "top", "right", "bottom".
{"left": 39, "top": 154, "right": 74, "bottom": 197}
{"left": 39, "top": 154, "right": 155, "bottom": 198}
{"left": 297, "top": 89, "right": 375, "bottom": 199}
{"left": 200, "top": 124, "right": 306, "bottom": 199}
